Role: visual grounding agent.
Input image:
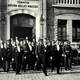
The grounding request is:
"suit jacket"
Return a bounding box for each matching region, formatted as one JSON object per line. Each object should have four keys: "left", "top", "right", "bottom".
{"left": 54, "top": 45, "right": 63, "bottom": 67}
{"left": 1, "top": 47, "right": 7, "bottom": 60}
{"left": 15, "top": 46, "right": 22, "bottom": 62}
{"left": 37, "top": 44, "right": 44, "bottom": 56}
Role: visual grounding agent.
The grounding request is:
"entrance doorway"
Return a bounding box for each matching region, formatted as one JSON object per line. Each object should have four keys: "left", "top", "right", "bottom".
{"left": 10, "top": 14, "right": 35, "bottom": 41}
{"left": 13, "top": 27, "right": 32, "bottom": 41}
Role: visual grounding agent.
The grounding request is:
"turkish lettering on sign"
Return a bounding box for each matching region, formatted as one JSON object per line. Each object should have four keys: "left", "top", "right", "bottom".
{"left": 7, "top": 0, "right": 39, "bottom": 9}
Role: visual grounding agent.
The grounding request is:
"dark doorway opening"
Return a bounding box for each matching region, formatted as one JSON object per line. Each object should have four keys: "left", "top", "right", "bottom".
{"left": 13, "top": 27, "right": 32, "bottom": 41}
{"left": 10, "top": 14, "right": 35, "bottom": 41}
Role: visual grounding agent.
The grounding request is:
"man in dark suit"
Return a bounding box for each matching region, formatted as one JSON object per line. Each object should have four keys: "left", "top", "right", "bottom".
{"left": 6, "top": 40, "right": 12, "bottom": 72}
{"left": 31, "top": 42, "right": 36, "bottom": 70}
{"left": 46, "top": 40, "right": 51, "bottom": 68}
{"left": 53, "top": 41, "right": 63, "bottom": 74}
{"left": 0, "top": 40, "right": 4, "bottom": 69}
{"left": 50, "top": 40, "right": 56, "bottom": 72}
{"left": 63, "top": 41, "right": 72, "bottom": 70}
{"left": 1, "top": 40, "right": 12, "bottom": 72}
{"left": 37, "top": 39, "right": 47, "bottom": 76}
{"left": 15, "top": 37, "right": 22, "bottom": 74}
{"left": 15, "top": 40, "right": 22, "bottom": 74}
{"left": 22, "top": 37, "right": 30, "bottom": 71}
{"left": 1, "top": 42, "right": 7, "bottom": 72}
{"left": 11, "top": 40, "right": 16, "bottom": 71}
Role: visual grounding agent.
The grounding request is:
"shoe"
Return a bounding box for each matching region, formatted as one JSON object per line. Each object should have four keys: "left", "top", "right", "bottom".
{"left": 24, "top": 70, "right": 26, "bottom": 72}
{"left": 51, "top": 70, "right": 53, "bottom": 72}
{"left": 57, "top": 72, "right": 60, "bottom": 74}
{"left": 57, "top": 72, "right": 61, "bottom": 74}
{"left": 16, "top": 73, "right": 21, "bottom": 75}
{"left": 44, "top": 73, "right": 48, "bottom": 76}
{"left": 7, "top": 70, "right": 9, "bottom": 72}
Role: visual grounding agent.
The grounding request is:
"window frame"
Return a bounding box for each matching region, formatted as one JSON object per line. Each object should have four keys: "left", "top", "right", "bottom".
{"left": 58, "top": 19, "right": 67, "bottom": 41}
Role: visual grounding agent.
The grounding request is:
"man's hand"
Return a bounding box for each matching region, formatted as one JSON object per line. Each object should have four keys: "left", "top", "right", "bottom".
{"left": 12, "top": 58, "right": 14, "bottom": 61}
{"left": 50, "top": 56, "right": 52, "bottom": 60}
{"left": 24, "top": 56, "right": 26, "bottom": 59}
{"left": 1, "top": 57, "right": 4, "bottom": 61}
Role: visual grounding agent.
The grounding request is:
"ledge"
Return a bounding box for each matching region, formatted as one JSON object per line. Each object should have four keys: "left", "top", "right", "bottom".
{"left": 52, "top": 4, "right": 80, "bottom": 8}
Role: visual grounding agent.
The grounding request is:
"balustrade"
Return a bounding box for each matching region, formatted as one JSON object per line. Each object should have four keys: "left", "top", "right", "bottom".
{"left": 55, "top": 0, "right": 80, "bottom": 4}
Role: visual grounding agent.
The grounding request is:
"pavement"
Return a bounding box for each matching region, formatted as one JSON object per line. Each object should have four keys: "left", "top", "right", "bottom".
{"left": 0, "top": 66, "right": 80, "bottom": 80}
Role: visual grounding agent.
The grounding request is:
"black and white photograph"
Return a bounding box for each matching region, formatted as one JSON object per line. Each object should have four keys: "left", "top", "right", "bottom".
{"left": 0, "top": 0, "right": 80, "bottom": 80}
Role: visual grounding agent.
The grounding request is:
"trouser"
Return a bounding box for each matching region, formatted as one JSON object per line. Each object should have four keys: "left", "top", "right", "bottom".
{"left": 64, "top": 57, "right": 72, "bottom": 70}
{"left": 16, "top": 55, "right": 22, "bottom": 74}
{"left": 39, "top": 54, "right": 47, "bottom": 75}
{"left": 22, "top": 58, "right": 28, "bottom": 71}
{"left": 56, "top": 65, "right": 60, "bottom": 74}
{"left": 12, "top": 61, "right": 16, "bottom": 71}
{"left": 22, "top": 52, "right": 29, "bottom": 71}
{"left": 28, "top": 54, "right": 36, "bottom": 70}
{"left": 16, "top": 61, "right": 21, "bottom": 74}
{"left": 3, "top": 60, "right": 10, "bottom": 72}
{"left": 36, "top": 58, "right": 41, "bottom": 70}
{"left": 51, "top": 58, "right": 55, "bottom": 71}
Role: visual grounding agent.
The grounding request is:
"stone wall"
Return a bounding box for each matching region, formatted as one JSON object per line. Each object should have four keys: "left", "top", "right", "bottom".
{"left": 0, "top": 0, "right": 1, "bottom": 40}
{"left": 54, "top": 7, "right": 80, "bottom": 16}
{"left": 53, "top": 7, "right": 80, "bottom": 42}
{"left": 46, "top": 0, "right": 54, "bottom": 40}
{"left": 1, "top": 0, "right": 7, "bottom": 41}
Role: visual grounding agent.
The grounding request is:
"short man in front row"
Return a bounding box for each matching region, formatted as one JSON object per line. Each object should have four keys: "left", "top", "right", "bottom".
{"left": 63, "top": 41, "right": 72, "bottom": 70}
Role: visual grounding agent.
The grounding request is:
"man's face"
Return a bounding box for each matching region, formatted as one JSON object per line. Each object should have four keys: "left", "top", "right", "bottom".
{"left": 0, "top": 40, "right": 3, "bottom": 44}
{"left": 52, "top": 41, "right": 55, "bottom": 46}
{"left": 26, "top": 39, "right": 28, "bottom": 43}
{"left": 7, "top": 41, "right": 9, "bottom": 45}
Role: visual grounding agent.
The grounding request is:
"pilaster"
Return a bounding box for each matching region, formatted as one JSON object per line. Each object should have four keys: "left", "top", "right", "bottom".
{"left": 67, "top": 19, "right": 72, "bottom": 42}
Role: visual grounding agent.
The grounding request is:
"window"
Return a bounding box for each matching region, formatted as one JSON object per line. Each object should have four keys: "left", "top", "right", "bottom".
{"left": 72, "top": 20, "right": 80, "bottom": 42}
{"left": 58, "top": 20, "right": 67, "bottom": 41}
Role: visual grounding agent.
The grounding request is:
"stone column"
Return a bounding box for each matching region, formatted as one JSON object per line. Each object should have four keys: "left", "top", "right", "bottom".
{"left": 63, "top": 0, "right": 65, "bottom": 4}
{"left": 0, "top": 0, "right": 1, "bottom": 40}
{"left": 54, "top": 17, "right": 58, "bottom": 41}
{"left": 77, "top": 0, "right": 79, "bottom": 4}
{"left": 43, "top": 0, "right": 47, "bottom": 39}
{"left": 69, "top": 0, "right": 70, "bottom": 4}
{"left": 60, "top": 0, "right": 62, "bottom": 4}
{"left": 75, "top": 0, "right": 77, "bottom": 4}
{"left": 72, "top": 0, "right": 73, "bottom": 4}
{"left": 66, "top": 0, "right": 68, "bottom": 4}
{"left": 67, "top": 19, "right": 72, "bottom": 42}
{"left": 40, "top": 0, "right": 46, "bottom": 39}
{"left": 6, "top": 14, "right": 10, "bottom": 40}
{"left": 57, "top": 0, "right": 59, "bottom": 4}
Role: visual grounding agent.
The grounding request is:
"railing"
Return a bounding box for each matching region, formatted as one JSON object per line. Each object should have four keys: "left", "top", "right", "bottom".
{"left": 55, "top": 0, "right": 80, "bottom": 4}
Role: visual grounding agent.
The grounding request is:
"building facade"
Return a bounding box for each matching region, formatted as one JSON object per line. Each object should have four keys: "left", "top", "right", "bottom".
{"left": 0, "top": 0, "right": 47, "bottom": 41}
{"left": 0, "top": 0, "right": 80, "bottom": 49}
{"left": 47, "top": 0, "right": 80, "bottom": 49}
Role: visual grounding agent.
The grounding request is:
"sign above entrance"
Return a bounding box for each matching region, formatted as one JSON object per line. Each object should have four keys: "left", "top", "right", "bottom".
{"left": 7, "top": 0, "right": 39, "bottom": 12}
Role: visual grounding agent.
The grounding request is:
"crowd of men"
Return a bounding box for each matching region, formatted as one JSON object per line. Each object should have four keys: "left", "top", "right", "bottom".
{"left": 0, "top": 37, "right": 73, "bottom": 76}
